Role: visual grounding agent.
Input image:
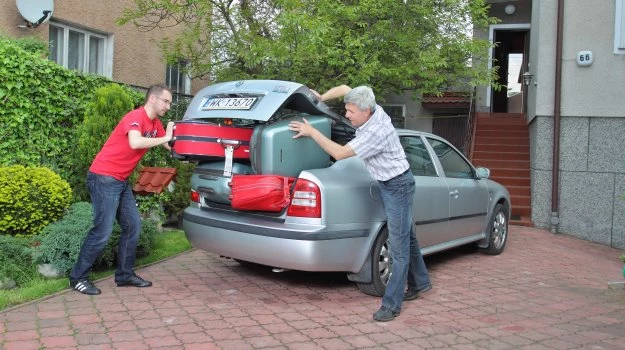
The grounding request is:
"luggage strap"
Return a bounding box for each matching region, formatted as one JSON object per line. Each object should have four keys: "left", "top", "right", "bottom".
{"left": 220, "top": 139, "right": 241, "bottom": 177}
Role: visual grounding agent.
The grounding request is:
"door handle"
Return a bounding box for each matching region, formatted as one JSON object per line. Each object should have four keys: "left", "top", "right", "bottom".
{"left": 449, "top": 189, "right": 459, "bottom": 197}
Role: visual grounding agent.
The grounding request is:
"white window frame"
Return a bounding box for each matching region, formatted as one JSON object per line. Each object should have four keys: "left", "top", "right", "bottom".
{"left": 380, "top": 104, "right": 406, "bottom": 128}
{"left": 48, "top": 21, "right": 113, "bottom": 78}
{"left": 615, "top": 0, "right": 625, "bottom": 54}
{"left": 166, "top": 60, "right": 191, "bottom": 95}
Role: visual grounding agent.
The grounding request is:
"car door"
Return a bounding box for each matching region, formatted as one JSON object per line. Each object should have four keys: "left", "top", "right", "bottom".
{"left": 400, "top": 135, "right": 450, "bottom": 248}
{"left": 425, "top": 137, "right": 489, "bottom": 240}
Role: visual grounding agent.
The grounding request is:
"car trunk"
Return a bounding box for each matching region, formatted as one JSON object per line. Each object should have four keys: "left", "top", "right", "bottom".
{"left": 179, "top": 80, "right": 354, "bottom": 214}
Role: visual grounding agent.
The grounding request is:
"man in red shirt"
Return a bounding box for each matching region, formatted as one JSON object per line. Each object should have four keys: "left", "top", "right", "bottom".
{"left": 69, "top": 84, "right": 174, "bottom": 295}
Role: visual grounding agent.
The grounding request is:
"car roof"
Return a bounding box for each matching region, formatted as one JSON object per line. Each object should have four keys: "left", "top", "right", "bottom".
{"left": 396, "top": 128, "right": 439, "bottom": 140}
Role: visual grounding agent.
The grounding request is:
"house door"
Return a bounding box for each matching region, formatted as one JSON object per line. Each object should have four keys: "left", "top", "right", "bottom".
{"left": 492, "top": 30, "right": 529, "bottom": 113}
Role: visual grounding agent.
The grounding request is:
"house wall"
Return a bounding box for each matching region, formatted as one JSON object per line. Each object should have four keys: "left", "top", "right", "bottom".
{"left": 382, "top": 91, "right": 433, "bottom": 132}
{"left": 474, "top": 0, "right": 533, "bottom": 113}
{"left": 0, "top": 0, "right": 206, "bottom": 94}
{"left": 529, "top": 0, "right": 625, "bottom": 248}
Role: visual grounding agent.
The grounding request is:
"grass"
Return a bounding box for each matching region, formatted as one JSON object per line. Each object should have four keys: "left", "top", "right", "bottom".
{"left": 0, "top": 229, "right": 192, "bottom": 311}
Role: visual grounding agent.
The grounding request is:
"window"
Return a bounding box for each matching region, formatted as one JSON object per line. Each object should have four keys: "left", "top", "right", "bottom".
{"left": 380, "top": 104, "right": 405, "bottom": 128}
{"left": 400, "top": 136, "right": 437, "bottom": 177}
{"left": 616, "top": 0, "right": 625, "bottom": 54}
{"left": 166, "top": 60, "right": 191, "bottom": 97}
{"left": 48, "top": 22, "right": 111, "bottom": 77}
{"left": 426, "top": 138, "right": 473, "bottom": 179}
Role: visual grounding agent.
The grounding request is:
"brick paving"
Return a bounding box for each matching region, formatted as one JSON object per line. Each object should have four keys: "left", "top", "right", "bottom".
{"left": 1, "top": 226, "right": 625, "bottom": 350}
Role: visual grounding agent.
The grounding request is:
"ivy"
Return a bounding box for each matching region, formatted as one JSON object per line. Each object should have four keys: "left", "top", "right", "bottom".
{"left": 0, "top": 36, "right": 111, "bottom": 182}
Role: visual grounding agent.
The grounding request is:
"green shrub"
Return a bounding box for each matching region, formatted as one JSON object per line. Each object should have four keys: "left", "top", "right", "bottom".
{"left": 30, "top": 202, "right": 93, "bottom": 274}
{"left": 72, "top": 83, "right": 142, "bottom": 201}
{"left": 32, "top": 202, "right": 160, "bottom": 275}
{"left": 97, "top": 218, "right": 159, "bottom": 269}
{"left": 0, "top": 36, "right": 111, "bottom": 182}
{"left": 131, "top": 97, "right": 195, "bottom": 224}
{"left": 0, "top": 235, "right": 36, "bottom": 287}
{"left": 163, "top": 161, "right": 196, "bottom": 226}
{"left": 0, "top": 165, "right": 72, "bottom": 236}
{"left": 11, "top": 36, "right": 48, "bottom": 56}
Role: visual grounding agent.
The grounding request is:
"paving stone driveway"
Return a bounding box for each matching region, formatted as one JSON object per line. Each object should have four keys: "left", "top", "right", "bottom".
{"left": 1, "top": 226, "right": 625, "bottom": 350}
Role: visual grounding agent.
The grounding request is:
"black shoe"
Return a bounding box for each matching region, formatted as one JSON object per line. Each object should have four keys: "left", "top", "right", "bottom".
{"left": 70, "top": 279, "right": 101, "bottom": 295}
{"left": 116, "top": 274, "right": 152, "bottom": 288}
{"left": 404, "top": 284, "right": 432, "bottom": 301}
{"left": 373, "top": 306, "right": 400, "bottom": 322}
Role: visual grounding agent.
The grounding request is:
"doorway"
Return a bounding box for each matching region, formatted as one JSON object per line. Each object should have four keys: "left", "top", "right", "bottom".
{"left": 487, "top": 24, "right": 530, "bottom": 114}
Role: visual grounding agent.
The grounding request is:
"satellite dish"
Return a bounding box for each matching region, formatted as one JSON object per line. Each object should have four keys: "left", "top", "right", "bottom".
{"left": 16, "top": 0, "right": 54, "bottom": 28}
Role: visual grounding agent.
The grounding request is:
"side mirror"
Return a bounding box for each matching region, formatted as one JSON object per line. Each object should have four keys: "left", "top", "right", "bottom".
{"left": 475, "top": 167, "right": 490, "bottom": 179}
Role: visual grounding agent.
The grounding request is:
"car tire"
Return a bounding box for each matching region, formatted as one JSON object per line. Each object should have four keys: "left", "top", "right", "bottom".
{"left": 356, "top": 227, "right": 391, "bottom": 297}
{"left": 481, "top": 203, "right": 509, "bottom": 255}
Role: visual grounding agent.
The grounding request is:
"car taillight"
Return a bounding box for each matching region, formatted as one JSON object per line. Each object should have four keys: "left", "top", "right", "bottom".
{"left": 287, "top": 179, "right": 321, "bottom": 218}
{"left": 190, "top": 190, "right": 199, "bottom": 203}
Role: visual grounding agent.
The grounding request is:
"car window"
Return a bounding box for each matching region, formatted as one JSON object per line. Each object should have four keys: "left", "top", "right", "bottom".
{"left": 400, "top": 136, "right": 438, "bottom": 177}
{"left": 426, "top": 138, "right": 474, "bottom": 179}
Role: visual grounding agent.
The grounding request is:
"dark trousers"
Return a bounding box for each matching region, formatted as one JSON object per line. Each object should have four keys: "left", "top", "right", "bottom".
{"left": 70, "top": 172, "right": 141, "bottom": 282}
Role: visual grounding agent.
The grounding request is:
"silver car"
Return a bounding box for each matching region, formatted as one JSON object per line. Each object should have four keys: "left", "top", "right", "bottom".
{"left": 182, "top": 80, "right": 510, "bottom": 296}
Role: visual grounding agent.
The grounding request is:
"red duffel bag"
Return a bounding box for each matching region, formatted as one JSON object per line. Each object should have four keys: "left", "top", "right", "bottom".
{"left": 229, "top": 175, "right": 295, "bottom": 212}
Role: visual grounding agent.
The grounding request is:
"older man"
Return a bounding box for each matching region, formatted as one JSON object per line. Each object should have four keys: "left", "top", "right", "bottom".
{"left": 288, "top": 85, "right": 431, "bottom": 321}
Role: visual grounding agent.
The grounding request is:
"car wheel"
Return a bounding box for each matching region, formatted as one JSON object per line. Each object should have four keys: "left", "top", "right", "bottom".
{"left": 356, "top": 227, "right": 391, "bottom": 297}
{"left": 481, "top": 203, "right": 508, "bottom": 255}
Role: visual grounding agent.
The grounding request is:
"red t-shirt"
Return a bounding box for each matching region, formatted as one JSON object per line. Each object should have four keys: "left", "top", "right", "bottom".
{"left": 89, "top": 107, "right": 165, "bottom": 180}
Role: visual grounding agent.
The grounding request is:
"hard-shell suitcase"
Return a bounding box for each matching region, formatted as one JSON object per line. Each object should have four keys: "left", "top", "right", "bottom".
{"left": 250, "top": 115, "right": 332, "bottom": 177}
{"left": 229, "top": 175, "right": 295, "bottom": 212}
{"left": 191, "top": 162, "right": 253, "bottom": 205}
{"left": 171, "top": 121, "right": 254, "bottom": 166}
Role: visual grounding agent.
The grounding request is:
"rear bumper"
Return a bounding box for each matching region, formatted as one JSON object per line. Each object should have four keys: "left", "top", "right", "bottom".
{"left": 183, "top": 207, "right": 376, "bottom": 272}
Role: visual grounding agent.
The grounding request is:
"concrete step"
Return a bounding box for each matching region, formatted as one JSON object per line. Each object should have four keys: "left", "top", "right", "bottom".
{"left": 475, "top": 136, "right": 529, "bottom": 146}
{"left": 490, "top": 168, "right": 531, "bottom": 178}
{"left": 510, "top": 216, "right": 533, "bottom": 227}
{"left": 491, "top": 176, "right": 531, "bottom": 187}
{"left": 475, "top": 112, "right": 525, "bottom": 119}
{"left": 476, "top": 129, "right": 529, "bottom": 137}
{"left": 473, "top": 143, "right": 530, "bottom": 153}
{"left": 473, "top": 151, "right": 529, "bottom": 161}
{"left": 505, "top": 185, "right": 531, "bottom": 197}
{"left": 477, "top": 117, "right": 526, "bottom": 126}
{"left": 511, "top": 194, "right": 531, "bottom": 207}
{"left": 511, "top": 205, "right": 531, "bottom": 217}
{"left": 472, "top": 159, "right": 530, "bottom": 169}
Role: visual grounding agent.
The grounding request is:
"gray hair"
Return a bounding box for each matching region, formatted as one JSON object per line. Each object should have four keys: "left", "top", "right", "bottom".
{"left": 344, "top": 86, "right": 376, "bottom": 113}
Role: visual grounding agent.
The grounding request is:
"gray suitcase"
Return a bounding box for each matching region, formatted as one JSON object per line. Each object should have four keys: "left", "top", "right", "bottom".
{"left": 250, "top": 115, "right": 332, "bottom": 177}
{"left": 191, "top": 161, "right": 253, "bottom": 205}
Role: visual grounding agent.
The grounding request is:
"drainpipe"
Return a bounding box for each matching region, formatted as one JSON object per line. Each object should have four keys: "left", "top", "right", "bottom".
{"left": 550, "top": 0, "right": 564, "bottom": 233}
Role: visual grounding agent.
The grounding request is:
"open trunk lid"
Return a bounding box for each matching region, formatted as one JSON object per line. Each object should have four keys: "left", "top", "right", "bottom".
{"left": 183, "top": 80, "right": 343, "bottom": 122}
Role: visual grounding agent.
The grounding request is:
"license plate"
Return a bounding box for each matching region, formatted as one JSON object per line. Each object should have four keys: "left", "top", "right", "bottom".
{"left": 202, "top": 97, "right": 257, "bottom": 110}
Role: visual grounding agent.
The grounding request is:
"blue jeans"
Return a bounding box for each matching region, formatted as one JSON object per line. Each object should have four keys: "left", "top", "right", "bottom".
{"left": 379, "top": 170, "right": 431, "bottom": 313}
{"left": 70, "top": 172, "right": 141, "bottom": 282}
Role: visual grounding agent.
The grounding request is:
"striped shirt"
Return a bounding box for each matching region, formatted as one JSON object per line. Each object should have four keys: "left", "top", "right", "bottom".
{"left": 347, "top": 105, "right": 409, "bottom": 181}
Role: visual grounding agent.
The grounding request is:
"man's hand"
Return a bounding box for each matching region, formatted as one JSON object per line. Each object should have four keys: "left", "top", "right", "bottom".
{"left": 288, "top": 118, "right": 315, "bottom": 138}
{"left": 165, "top": 122, "right": 174, "bottom": 141}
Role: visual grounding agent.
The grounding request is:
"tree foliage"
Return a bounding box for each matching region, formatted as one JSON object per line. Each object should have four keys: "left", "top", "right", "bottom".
{"left": 118, "top": 0, "right": 498, "bottom": 97}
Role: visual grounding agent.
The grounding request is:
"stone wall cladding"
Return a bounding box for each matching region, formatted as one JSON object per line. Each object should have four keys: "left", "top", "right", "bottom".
{"left": 530, "top": 115, "right": 625, "bottom": 249}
